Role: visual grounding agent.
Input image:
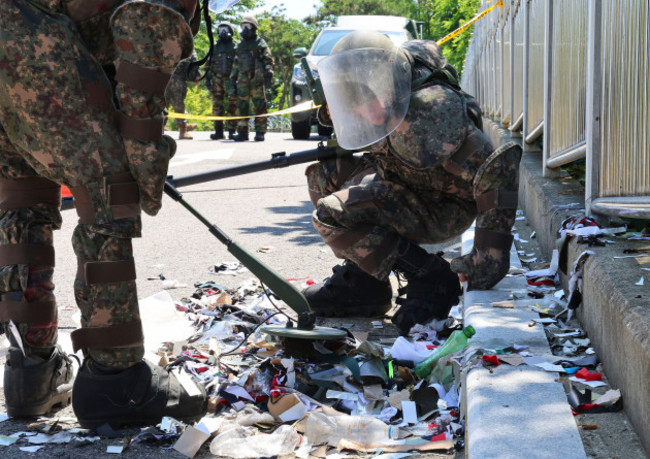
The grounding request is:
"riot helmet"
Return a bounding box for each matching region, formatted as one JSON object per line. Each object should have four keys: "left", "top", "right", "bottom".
{"left": 318, "top": 30, "right": 412, "bottom": 150}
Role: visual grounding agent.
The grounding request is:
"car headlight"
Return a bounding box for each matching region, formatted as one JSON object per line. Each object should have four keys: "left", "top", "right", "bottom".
{"left": 293, "top": 64, "right": 306, "bottom": 83}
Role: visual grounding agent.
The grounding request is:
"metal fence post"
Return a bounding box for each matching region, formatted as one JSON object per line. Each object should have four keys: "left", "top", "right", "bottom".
{"left": 522, "top": 0, "right": 530, "bottom": 145}
{"left": 542, "top": 0, "right": 558, "bottom": 177}
{"left": 585, "top": 0, "right": 602, "bottom": 217}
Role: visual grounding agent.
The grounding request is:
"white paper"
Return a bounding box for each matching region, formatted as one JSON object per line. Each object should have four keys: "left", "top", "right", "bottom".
{"left": 19, "top": 446, "right": 43, "bottom": 452}
{"left": 106, "top": 445, "right": 124, "bottom": 454}
{"left": 139, "top": 291, "right": 195, "bottom": 352}
{"left": 635, "top": 277, "right": 645, "bottom": 286}
{"left": 533, "top": 362, "right": 566, "bottom": 373}
{"left": 389, "top": 336, "right": 433, "bottom": 364}
{"left": 223, "top": 384, "right": 254, "bottom": 401}
{"left": 565, "top": 226, "right": 602, "bottom": 237}
{"left": 569, "top": 376, "right": 607, "bottom": 388}
{"left": 8, "top": 321, "right": 25, "bottom": 357}
{"left": 325, "top": 389, "right": 359, "bottom": 401}
{"left": 196, "top": 416, "right": 222, "bottom": 435}
{"left": 401, "top": 401, "right": 418, "bottom": 424}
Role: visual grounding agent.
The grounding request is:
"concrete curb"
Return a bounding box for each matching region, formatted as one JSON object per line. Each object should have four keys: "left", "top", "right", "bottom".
{"left": 461, "top": 228, "right": 587, "bottom": 459}
{"left": 477, "top": 117, "right": 650, "bottom": 454}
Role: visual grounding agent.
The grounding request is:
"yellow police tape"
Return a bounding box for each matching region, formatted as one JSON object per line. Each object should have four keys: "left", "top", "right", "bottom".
{"left": 437, "top": 0, "right": 503, "bottom": 46}
{"left": 167, "top": 100, "right": 319, "bottom": 121}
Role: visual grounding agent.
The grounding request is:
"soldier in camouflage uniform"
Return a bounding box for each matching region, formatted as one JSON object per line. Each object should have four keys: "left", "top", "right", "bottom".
{"left": 0, "top": 0, "right": 207, "bottom": 427}
{"left": 229, "top": 15, "right": 274, "bottom": 142}
{"left": 304, "top": 31, "right": 522, "bottom": 334}
{"left": 205, "top": 21, "right": 237, "bottom": 140}
{"left": 165, "top": 52, "right": 200, "bottom": 140}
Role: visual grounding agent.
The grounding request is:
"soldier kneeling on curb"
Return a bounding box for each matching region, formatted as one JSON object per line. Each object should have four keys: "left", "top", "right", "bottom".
{"left": 304, "top": 31, "right": 522, "bottom": 335}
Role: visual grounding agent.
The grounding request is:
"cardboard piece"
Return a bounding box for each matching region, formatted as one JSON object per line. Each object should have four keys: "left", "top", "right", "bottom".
{"left": 267, "top": 393, "right": 307, "bottom": 422}
{"left": 173, "top": 426, "right": 211, "bottom": 458}
{"left": 337, "top": 438, "right": 454, "bottom": 453}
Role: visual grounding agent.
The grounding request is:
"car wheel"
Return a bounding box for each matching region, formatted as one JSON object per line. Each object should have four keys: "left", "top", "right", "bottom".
{"left": 317, "top": 124, "right": 333, "bottom": 137}
{"left": 291, "top": 119, "right": 311, "bottom": 140}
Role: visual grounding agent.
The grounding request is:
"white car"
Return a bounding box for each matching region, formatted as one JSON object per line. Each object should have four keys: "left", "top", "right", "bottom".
{"left": 289, "top": 15, "right": 420, "bottom": 140}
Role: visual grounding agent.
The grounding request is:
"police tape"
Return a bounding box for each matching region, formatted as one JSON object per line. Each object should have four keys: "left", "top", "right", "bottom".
{"left": 437, "top": 0, "right": 503, "bottom": 46}
{"left": 167, "top": 100, "right": 319, "bottom": 121}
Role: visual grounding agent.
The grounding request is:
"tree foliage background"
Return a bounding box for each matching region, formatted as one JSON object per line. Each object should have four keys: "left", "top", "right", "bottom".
{"left": 181, "top": 0, "right": 481, "bottom": 130}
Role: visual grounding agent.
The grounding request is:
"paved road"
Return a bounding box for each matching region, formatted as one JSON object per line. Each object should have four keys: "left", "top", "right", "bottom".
{"left": 50, "top": 131, "right": 342, "bottom": 331}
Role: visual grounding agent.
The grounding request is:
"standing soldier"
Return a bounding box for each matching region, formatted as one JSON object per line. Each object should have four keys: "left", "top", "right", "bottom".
{"left": 229, "top": 15, "right": 274, "bottom": 142}
{"left": 0, "top": 0, "right": 207, "bottom": 427}
{"left": 206, "top": 21, "right": 238, "bottom": 140}
{"left": 165, "top": 52, "right": 200, "bottom": 140}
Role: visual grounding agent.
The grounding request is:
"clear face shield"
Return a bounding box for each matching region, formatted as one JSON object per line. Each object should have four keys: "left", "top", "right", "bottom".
{"left": 318, "top": 47, "right": 412, "bottom": 150}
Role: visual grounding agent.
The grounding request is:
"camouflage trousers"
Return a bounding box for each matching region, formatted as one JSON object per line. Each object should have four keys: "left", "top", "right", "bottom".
{"left": 306, "top": 155, "right": 476, "bottom": 280}
{"left": 235, "top": 74, "right": 268, "bottom": 133}
{"left": 209, "top": 75, "right": 237, "bottom": 131}
{"left": 0, "top": 0, "right": 144, "bottom": 368}
{"left": 165, "top": 78, "right": 190, "bottom": 128}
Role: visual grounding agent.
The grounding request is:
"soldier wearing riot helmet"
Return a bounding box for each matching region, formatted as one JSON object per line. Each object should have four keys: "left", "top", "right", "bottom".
{"left": 304, "top": 31, "right": 522, "bottom": 334}
{"left": 229, "top": 14, "right": 274, "bottom": 142}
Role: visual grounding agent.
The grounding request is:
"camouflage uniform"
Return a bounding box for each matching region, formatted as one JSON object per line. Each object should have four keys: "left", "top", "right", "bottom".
{"left": 1, "top": 0, "right": 196, "bottom": 383}
{"left": 307, "top": 40, "right": 521, "bottom": 291}
{"left": 230, "top": 34, "right": 274, "bottom": 134}
{"left": 165, "top": 52, "right": 200, "bottom": 136}
{"left": 205, "top": 37, "right": 237, "bottom": 133}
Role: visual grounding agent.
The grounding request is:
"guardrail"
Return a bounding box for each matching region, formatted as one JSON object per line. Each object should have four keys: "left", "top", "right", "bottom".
{"left": 462, "top": 0, "right": 650, "bottom": 220}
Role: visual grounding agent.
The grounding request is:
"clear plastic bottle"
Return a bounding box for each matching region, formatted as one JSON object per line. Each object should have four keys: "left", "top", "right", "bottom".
{"left": 304, "top": 412, "right": 399, "bottom": 446}
{"left": 414, "top": 325, "right": 476, "bottom": 378}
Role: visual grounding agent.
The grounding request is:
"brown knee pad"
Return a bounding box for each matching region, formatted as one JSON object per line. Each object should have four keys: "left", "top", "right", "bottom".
{"left": 72, "top": 232, "right": 144, "bottom": 368}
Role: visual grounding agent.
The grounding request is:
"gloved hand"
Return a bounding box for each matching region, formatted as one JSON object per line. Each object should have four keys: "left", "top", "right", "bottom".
{"left": 264, "top": 75, "right": 272, "bottom": 88}
{"left": 229, "top": 79, "right": 238, "bottom": 96}
{"left": 450, "top": 243, "right": 511, "bottom": 290}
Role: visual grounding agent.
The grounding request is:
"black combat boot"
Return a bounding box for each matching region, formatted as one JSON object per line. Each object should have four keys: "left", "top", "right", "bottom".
{"left": 4, "top": 345, "right": 74, "bottom": 417}
{"left": 73, "top": 359, "right": 207, "bottom": 429}
{"left": 232, "top": 127, "right": 249, "bottom": 142}
{"left": 254, "top": 131, "right": 265, "bottom": 141}
{"left": 210, "top": 122, "right": 224, "bottom": 140}
{"left": 228, "top": 129, "right": 236, "bottom": 140}
{"left": 391, "top": 239, "right": 462, "bottom": 335}
{"left": 303, "top": 261, "right": 393, "bottom": 317}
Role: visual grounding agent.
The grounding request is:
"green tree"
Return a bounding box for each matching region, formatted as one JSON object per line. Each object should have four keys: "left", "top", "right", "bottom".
{"left": 257, "top": 7, "right": 319, "bottom": 110}
{"left": 412, "top": 0, "right": 480, "bottom": 74}
{"left": 310, "top": 0, "right": 413, "bottom": 24}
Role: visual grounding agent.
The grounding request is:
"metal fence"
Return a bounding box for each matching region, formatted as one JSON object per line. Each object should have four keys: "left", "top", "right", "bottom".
{"left": 462, "top": 0, "right": 650, "bottom": 220}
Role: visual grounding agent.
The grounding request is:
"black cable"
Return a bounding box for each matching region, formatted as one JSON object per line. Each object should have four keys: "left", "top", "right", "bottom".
{"left": 217, "top": 311, "right": 280, "bottom": 359}
{"left": 259, "top": 280, "right": 299, "bottom": 323}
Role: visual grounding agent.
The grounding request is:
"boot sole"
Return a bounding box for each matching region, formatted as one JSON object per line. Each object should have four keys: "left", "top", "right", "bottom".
{"left": 76, "top": 411, "right": 204, "bottom": 430}
{"left": 7, "top": 389, "right": 72, "bottom": 418}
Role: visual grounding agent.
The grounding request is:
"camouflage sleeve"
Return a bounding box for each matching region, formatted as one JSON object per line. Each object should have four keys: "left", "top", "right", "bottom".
{"left": 259, "top": 38, "right": 274, "bottom": 76}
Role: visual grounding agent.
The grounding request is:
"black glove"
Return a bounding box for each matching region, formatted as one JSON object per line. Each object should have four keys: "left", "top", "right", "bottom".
{"left": 230, "top": 79, "right": 238, "bottom": 96}
{"left": 264, "top": 75, "right": 272, "bottom": 88}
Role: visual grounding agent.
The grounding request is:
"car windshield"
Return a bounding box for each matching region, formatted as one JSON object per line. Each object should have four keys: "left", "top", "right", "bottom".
{"left": 311, "top": 29, "right": 406, "bottom": 56}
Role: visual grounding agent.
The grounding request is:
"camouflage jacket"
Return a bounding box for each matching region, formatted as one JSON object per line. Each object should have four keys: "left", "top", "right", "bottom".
{"left": 229, "top": 35, "right": 273, "bottom": 81}
{"left": 206, "top": 39, "right": 237, "bottom": 78}
{"left": 368, "top": 40, "right": 492, "bottom": 198}
{"left": 170, "top": 52, "right": 201, "bottom": 84}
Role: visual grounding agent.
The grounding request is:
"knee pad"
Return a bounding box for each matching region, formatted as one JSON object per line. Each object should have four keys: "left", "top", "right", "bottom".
{"left": 110, "top": 1, "right": 196, "bottom": 215}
